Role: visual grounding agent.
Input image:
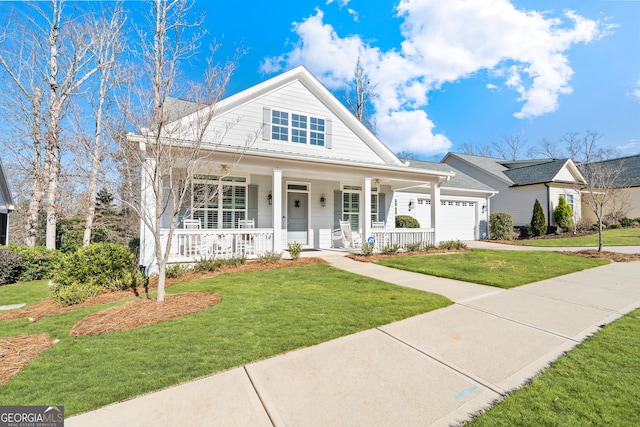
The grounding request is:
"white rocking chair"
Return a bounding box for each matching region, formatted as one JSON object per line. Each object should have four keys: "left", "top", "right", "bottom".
{"left": 333, "top": 220, "right": 362, "bottom": 248}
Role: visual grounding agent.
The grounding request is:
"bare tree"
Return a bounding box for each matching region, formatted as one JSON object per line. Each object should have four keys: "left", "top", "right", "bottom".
{"left": 580, "top": 159, "right": 629, "bottom": 251}
{"left": 344, "top": 57, "right": 378, "bottom": 133}
{"left": 117, "top": 0, "right": 250, "bottom": 302}
{"left": 460, "top": 142, "right": 494, "bottom": 157}
{"left": 81, "top": 3, "right": 125, "bottom": 246}
{"left": 530, "top": 138, "right": 562, "bottom": 159}
{"left": 493, "top": 130, "right": 527, "bottom": 160}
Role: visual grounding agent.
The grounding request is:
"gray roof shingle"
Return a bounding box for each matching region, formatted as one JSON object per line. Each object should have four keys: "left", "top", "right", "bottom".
{"left": 403, "top": 159, "right": 496, "bottom": 192}
{"left": 580, "top": 154, "right": 640, "bottom": 187}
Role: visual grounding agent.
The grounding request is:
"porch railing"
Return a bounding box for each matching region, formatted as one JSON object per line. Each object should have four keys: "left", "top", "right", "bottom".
{"left": 160, "top": 228, "right": 274, "bottom": 261}
{"left": 369, "top": 228, "right": 435, "bottom": 252}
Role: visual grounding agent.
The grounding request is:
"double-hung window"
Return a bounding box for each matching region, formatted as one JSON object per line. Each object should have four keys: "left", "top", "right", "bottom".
{"left": 560, "top": 194, "right": 574, "bottom": 213}
{"left": 342, "top": 185, "right": 378, "bottom": 231}
{"left": 192, "top": 176, "right": 247, "bottom": 229}
{"left": 272, "top": 110, "right": 289, "bottom": 141}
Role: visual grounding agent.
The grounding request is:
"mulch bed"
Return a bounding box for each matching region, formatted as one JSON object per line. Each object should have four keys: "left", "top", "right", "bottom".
{"left": 0, "top": 333, "right": 55, "bottom": 386}
{"left": 69, "top": 292, "right": 221, "bottom": 336}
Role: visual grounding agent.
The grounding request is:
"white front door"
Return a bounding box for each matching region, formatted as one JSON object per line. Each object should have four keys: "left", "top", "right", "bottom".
{"left": 287, "top": 192, "right": 308, "bottom": 244}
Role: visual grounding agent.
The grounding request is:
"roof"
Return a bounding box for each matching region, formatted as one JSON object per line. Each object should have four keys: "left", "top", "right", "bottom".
{"left": 443, "top": 153, "right": 584, "bottom": 187}
{"left": 0, "top": 158, "right": 15, "bottom": 212}
{"left": 580, "top": 154, "right": 640, "bottom": 187}
{"left": 403, "top": 159, "right": 497, "bottom": 193}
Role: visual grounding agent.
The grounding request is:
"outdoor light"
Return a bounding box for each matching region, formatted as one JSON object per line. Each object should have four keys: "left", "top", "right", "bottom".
{"left": 408, "top": 199, "right": 414, "bottom": 211}
{"left": 482, "top": 204, "right": 486, "bottom": 214}
{"left": 268, "top": 191, "right": 272, "bottom": 205}
{"left": 320, "top": 193, "right": 326, "bottom": 207}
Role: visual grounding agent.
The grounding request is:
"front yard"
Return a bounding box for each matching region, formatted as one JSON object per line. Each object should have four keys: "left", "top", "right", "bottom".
{"left": 0, "top": 263, "right": 450, "bottom": 416}
{"left": 520, "top": 227, "right": 640, "bottom": 247}
{"left": 376, "top": 249, "right": 611, "bottom": 288}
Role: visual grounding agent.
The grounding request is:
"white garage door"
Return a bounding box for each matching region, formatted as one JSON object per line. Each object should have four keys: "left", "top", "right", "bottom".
{"left": 416, "top": 199, "right": 476, "bottom": 242}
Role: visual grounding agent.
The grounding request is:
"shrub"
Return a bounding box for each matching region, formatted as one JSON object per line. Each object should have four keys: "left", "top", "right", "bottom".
{"left": 619, "top": 217, "right": 634, "bottom": 228}
{"left": 530, "top": 199, "right": 547, "bottom": 237}
{"left": 553, "top": 197, "right": 574, "bottom": 232}
{"left": 609, "top": 223, "right": 620, "bottom": 229}
{"left": 404, "top": 242, "right": 423, "bottom": 252}
{"left": 489, "top": 212, "right": 514, "bottom": 240}
{"left": 381, "top": 244, "right": 401, "bottom": 255}
{"left": 438, "top": 240, "right": 468, "bottom": 250}
{"left": 166, "top": 264, "right": 188, "bottom": 279}
{"left": 361, "top": 241, "right": 375, "bottom": 256}
{"left": 395, "top": 215, "right": 420, "bottom": 228}
{"left": 194, "top": 257, "right": 224, "bottom": 273}
{"left": 0, "top": 248, "right": 23, "bottom": 286}
{"left": 258, "top": 251, "right": 282, "bottom": 263}
{"left": 287, "top": 242, "right": 303, "bottom": 260}
{"left": 10, "top": 245, "right": 62, "bottom": 281}
{"left": 51, "top": 243, "right": 136, "bottom": 305}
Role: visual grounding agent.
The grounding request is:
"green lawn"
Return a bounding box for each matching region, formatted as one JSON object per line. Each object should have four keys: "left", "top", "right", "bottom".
{"left": 377, "top": 249, "right": 610, "bottom": 288}
{"left": 0, "top": 264, "right": 451, "bottom": 416}
{"left": 521, "top": 227, "right": 640, "bottom": 247}
{"left": 468, "top": 308, "right": 640, "bottom": 426}
{"left": 0, "top": 280, "right": 50, "bottom": 306}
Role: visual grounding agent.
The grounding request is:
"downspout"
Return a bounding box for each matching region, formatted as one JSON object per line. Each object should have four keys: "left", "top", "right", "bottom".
{"left": 544, "top": 183, "right": 551, "bottom": 228}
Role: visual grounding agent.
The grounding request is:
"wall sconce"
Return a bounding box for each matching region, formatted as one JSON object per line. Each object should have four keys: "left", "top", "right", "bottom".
{"left": 268, "top": 191, "right": 272, "bottom": 205}
{"left": 408, "top": 199, "right": 415, "bottom": 211}
{"left": 320, "top": 193, "right": 326, "bottom": 207}
{"left": 482, "top": 204, "right": 486, "bottom": 214}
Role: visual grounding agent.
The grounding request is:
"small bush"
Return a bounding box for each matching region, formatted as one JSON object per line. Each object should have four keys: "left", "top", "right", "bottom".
{"left": 619, "top": 217, "right": 634, "bottom": 228}
{"left": 489, "top": 212, "right": 514, "bottom": 240}
{"left": 10, "top": 245, "right": 62, "bottom": 281}
{"left": 530, "top": 199, "right": 547, "bottom": 237}
{"left": 166, "top": 264, "right": 188, "bottom": 279}
{"left": 404, "top": 242, "right": 423, "bottom": 252}
{"left": 395, "top": 215, "right": 420, "bottom": 228}
{"left": 381, "top": 244, "right": 401, "bottom": 255}
{"left": 0, "top": 248, "right": 23, "bottom": 286}
{"left": 609, "top": 223, "right": 620, "bottom": 229}
{"left": 361, "top": 241, "right": 375, "bottom": 256}
{"left": 258, "top": 251, "right": 282, "bottom": 263}
{"left": 287, "top": 242, "right": 302, "bottom": 260}
{"left": 194, "top": 257, "right": 224, "bottom": 273}
{"left": 51, "top": 243, "right": 136, "bottom": 305}
{"left": 553, "top": 197, "right": 574, "bottom": 233}
{"left": 50, "top": 282, "right": 102, "bottom": 306}
{"left": 438, "top": 240, "right": 468, "bottom": 250}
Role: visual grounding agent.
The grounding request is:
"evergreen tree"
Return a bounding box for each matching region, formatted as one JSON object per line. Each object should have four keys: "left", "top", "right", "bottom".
{"left": 531, "top": 199, "right": 547, "bottom": 236}
{"left": 554, "top": 197, "right": 574, "bottom": 232}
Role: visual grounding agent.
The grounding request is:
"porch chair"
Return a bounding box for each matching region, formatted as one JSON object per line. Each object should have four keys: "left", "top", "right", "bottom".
{"left": 214, "top": 234, "right": 235, "bottom": 259}
{"left": 334, "top": 220, "right": 362, "bottom": 248}
{"left": 237, "top": 219, "right": 255, "bottom": 257}
{"left": 238, "top": 219, "right": 255, "bottom": 228}
{"left": 371, "top": 221, "right": 385, "bottom": 228}
{"left": 183, "top": 219, "right": 202, "bottom": 229}
{"left": 182, "top": 218, "right": 202, "bottom": 256}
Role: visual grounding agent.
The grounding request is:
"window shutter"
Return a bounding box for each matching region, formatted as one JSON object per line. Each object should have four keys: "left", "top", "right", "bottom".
{"left": 334, "top": 190, "right": 342, "bottom": 228}
{"left": 325, "top": 118, "right": 332, "bottom": 149}
{"left": 378, "top": 193, "right": 386, "bottom": 223}
{"left": 263, "top": 107, "right": 271, "bottom": 141}
{"left": 248, "top": 184, "right": 258, "bottom": 225}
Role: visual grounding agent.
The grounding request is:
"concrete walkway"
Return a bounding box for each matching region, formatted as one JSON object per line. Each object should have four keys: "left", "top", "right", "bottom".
{"left": 67, "top": 246, "right": 640, "bottom": 427}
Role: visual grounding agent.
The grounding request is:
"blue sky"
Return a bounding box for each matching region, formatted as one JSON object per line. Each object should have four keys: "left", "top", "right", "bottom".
{"left": 203, "top": 0, "right": 640, "bottom": 160}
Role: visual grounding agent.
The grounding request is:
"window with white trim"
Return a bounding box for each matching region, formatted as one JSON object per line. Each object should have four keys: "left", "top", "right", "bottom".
{"left": 342, "top": 185, "right": 378, "bottom": 231}
{"left": 192, "top": 176, "right": 247, "bottom": 229}
{"left": 272, "top": 109, "right": 325, "bottom": 147}
{"left": 560, "top": 194, "right": 574, "bottom": 213}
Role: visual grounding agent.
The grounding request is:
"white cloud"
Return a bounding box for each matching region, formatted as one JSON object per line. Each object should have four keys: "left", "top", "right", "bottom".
{"left": 262, "top": 1, "right": 609, "bottom": 156}
{"left": 486, "top": 83, "right": 498, "bottom": 90}
{"left": 376, "top": 110, "right": 452, "bottom": 156}
{"left": 634, "top": 80, "right": 640, "bottom": 101}
{"left": 617, "top": 139, "right": 640, "bottom": 155}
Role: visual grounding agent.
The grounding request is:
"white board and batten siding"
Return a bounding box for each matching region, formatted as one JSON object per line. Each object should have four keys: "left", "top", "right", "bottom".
{"left": 203, "top": 80, "right": 386, "bottom": 165}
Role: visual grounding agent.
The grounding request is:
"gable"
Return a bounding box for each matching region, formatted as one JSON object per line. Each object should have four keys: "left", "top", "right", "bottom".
{"left": 184, "top": 66, "right": 400, "bottom": 167}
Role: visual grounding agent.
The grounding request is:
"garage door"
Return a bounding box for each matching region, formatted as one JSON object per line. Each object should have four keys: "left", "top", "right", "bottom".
{"left": 416, "top": 199, "right": 476, "bottom": 242}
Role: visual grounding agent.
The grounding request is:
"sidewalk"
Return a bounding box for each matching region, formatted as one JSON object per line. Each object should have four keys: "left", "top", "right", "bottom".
{"left": 67, "top": 250, "right": 640, "bottom": 426}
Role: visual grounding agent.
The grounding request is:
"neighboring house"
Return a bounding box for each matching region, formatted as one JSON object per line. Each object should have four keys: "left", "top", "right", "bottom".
{"left": 134, "top": 66, "right": 497, "bottom": 269}
{"left": 0, "top": 159, "right": 15, "bottom": 245}
{"left": 442, "top": 153, "right": 586, "bottom": 227}
{"left": 580, "top": 154, "right": 640, "bottom": 223}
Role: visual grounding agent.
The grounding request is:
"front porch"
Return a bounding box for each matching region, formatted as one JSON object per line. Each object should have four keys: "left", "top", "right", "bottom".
{"left": 161, "top": 226, "right": 436, "bottom": 263}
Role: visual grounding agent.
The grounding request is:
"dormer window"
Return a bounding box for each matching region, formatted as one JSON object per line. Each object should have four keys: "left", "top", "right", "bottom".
{"left": 263, "top": 107, "right": 331, "bottom": 149}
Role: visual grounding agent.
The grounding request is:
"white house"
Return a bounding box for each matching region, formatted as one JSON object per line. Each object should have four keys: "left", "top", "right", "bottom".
{"left": 0, "top": 158, "right": 15, "bottom": 245}
{"left": 442, "top": 153, "right": 586, "bottom": 228}
{"left": 135, "top": 66, "right": 497, "bottom": 269}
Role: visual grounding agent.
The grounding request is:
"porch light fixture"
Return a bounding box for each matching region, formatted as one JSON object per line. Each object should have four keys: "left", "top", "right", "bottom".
{"left": 320, "top": 193, "right": 326, "bottom": 207}
{"left": 482, "top": 204, "right": 486, "bottom": 214}
{"left": 268, "top": 191, "right": 272, "bottom": 205}
{"left": 408, "top": 199, "right": 415, "bottom": 211}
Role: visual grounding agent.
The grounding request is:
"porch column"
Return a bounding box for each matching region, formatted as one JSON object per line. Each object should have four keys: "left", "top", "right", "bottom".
{"left": 430, "top": 180, "right": 440, "bottom": 243}
{"left": 363, "top": 177, "right": 372, "bottom": 240}
{"left": 272, "top": 168, "right": 283, "bottom": 253}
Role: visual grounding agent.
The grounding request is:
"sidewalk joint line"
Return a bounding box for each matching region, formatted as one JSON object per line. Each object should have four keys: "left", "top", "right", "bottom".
{"left": 376, "top": 327, "right": 507, "bottom": 397}
{"left": 243, "top": 366, "right": 276, "bottom": 427}
{"left": 457, "top": 303, "right": 582, "bottom": 343}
